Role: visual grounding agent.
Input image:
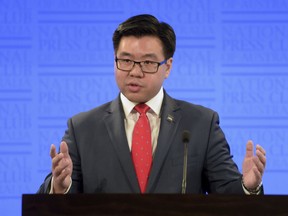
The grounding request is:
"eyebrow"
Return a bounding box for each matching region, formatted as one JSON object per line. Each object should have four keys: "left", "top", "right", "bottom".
{"left": 117, "top": 52, "right": 158, "bottom": 60}
{"left": 117, "top": 52, "right": 132, "bottom": 58}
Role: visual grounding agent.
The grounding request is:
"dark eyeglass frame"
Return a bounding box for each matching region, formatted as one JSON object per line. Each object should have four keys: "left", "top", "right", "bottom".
{"left": 115, "top": 58, "right": 167, "bottom": 74}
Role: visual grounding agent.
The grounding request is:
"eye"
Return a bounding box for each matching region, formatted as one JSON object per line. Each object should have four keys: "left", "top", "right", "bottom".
{"left": 122, "top": 59, "right": 133, "bottom": 63}
{"left": 143, "top": 60, "right": 154, "bottom": 65}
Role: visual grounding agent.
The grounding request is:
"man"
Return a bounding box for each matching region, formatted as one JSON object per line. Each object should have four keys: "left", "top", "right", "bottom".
{"left": 38, "top": 14, "right": 266, "bottom": 194}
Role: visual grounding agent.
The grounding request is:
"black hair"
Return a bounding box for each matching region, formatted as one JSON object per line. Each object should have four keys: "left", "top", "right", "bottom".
{"left": 112, "top": 14, "right": 176, "bottom": 59}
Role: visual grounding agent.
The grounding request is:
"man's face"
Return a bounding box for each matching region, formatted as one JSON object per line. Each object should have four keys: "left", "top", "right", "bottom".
{"left": 115, "top": 36, "right": 173, "bottom": 103}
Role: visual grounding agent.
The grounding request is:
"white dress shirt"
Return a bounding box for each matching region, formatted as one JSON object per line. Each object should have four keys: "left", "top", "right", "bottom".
{"left": 120, "top": 87, "right": 164, "bottom": 155}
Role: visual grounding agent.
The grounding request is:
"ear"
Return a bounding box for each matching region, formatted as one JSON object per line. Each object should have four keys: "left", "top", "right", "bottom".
{"left": 164, "top": 57, "right": 173, "bottom": 78}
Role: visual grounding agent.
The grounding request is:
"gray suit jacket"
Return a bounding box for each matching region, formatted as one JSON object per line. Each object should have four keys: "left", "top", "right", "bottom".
{"left": 38, "top": 92, "right": 246, "bottom": 194}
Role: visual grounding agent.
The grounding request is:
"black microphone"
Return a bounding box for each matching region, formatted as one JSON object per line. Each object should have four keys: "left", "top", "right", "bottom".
{"left": 182, "top": 130, "right": 190, "bottom": 194}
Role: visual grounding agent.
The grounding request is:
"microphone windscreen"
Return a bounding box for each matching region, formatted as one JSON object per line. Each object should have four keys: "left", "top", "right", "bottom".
{"left": 182, "top": 130, "right": 190, "bottom": 143}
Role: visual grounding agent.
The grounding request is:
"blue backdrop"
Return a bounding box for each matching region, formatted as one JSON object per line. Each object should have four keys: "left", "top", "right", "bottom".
{"left": 1, "top": 0, "right": 288, "bottom": 215}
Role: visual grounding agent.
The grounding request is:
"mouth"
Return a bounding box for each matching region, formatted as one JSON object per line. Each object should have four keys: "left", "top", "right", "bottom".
{"left": 127, "top": 82, "right": 142, "bottom": 92}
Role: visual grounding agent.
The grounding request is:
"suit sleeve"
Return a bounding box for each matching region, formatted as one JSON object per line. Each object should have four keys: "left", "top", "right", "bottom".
{"left": 36, "top": 173, "right": 52, "bottom": 194}
{"left": 203, "top": 112, "right": 245, "bottom": 194}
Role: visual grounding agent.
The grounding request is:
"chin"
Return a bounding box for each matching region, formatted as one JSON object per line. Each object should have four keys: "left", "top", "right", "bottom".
{"left": 131, "top": 98, "right": 146, "bottom": 103}
{"left": 127, "top": 95, "right": 147, "bottom": 103}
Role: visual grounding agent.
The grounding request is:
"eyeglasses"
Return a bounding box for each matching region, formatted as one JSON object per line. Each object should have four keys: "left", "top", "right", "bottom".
{"left": 115, "top": 58, "right": 167, "bottom": 73}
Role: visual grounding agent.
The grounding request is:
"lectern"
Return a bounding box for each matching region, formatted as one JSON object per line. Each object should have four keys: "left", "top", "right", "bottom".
{"left": 22, "top": 194, "right": 288, "bottom": 216}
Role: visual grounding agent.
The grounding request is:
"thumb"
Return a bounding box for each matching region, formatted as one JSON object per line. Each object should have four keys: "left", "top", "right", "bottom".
{"left": 245, "top": 140, "right": 254, "bottom": 158}
{"left": 60, "top": 141, "right": 69, "bottom": 156}
{"left": 50, "top": 144, "right": 57, "bottom": 159}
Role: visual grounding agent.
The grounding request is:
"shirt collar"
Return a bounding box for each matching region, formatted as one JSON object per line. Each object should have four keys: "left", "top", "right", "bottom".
{"left": 120, "top": 87, "right": 164, "bottom": 117}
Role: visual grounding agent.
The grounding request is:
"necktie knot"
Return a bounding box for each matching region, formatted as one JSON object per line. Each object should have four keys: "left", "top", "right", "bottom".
{"left": 134, "top": 104, "right": 150, "bottom": 115}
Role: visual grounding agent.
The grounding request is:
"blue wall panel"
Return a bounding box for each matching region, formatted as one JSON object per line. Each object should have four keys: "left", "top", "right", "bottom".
{"left": 0, "top": 0, "right": 287, "bottom": 215}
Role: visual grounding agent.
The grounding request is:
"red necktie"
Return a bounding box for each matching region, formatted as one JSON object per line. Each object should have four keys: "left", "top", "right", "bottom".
{"left": 132, "top": 103, "right": 153, "bottom": 193}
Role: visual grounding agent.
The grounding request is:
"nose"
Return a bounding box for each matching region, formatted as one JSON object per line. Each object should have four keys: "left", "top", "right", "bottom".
{"left": 129, "top": 62, "right": 144, "bottom": 77}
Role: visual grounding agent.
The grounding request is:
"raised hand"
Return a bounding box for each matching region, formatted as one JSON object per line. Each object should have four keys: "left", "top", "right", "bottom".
{"left": 242, "top": 140, "right": 266, "bottom": 190}
{"left": 50, "top": 141, "right": 73, "bottom": 193}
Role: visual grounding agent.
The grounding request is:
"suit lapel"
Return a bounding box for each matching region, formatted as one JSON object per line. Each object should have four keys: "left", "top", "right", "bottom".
{"left": 104, "top": 97, "right": 140, "bottom": 192}
{"left": 146, "top": 93, "right": 181, "bottom": 192}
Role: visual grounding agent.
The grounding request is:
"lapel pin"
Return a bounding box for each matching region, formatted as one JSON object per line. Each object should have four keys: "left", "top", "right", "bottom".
{"left": 167, "top": 115, "right": 174, "bottom": 123}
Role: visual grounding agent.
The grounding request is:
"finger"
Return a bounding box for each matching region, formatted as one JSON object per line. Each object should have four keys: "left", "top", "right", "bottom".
{"left": 256, "top": 145, "right": 266, "bottom": 156}
{"left": 54, "top": 165, "right": 70, "bottom": 178}
{"left": 54, "top": 171, "right": 72, "bottom": 191}
{"left": 253, "top": 156, "right": 265, "bottom": 175}
{"left": 60, "top": 141, "right": 69, "bottom": 156}
{"left": 252, "top": 166, "right": 262, "bottom": 183}
{"left": 256, "top": 149, "right": 266, "bottom": 166}
{"left": 245, "top": 140, "right": 254, "bottom": 158}
{"left": 52, "top": 153, "right": 64, "bottom": 170}
{"left": 53, "top": 158, "right": 70, "bottom": 177}
{"left": 50, "top": 144, "right": 57, "bottom": 159}
{"left": 55, "top": 167, "right": 71, "bottom": 183}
